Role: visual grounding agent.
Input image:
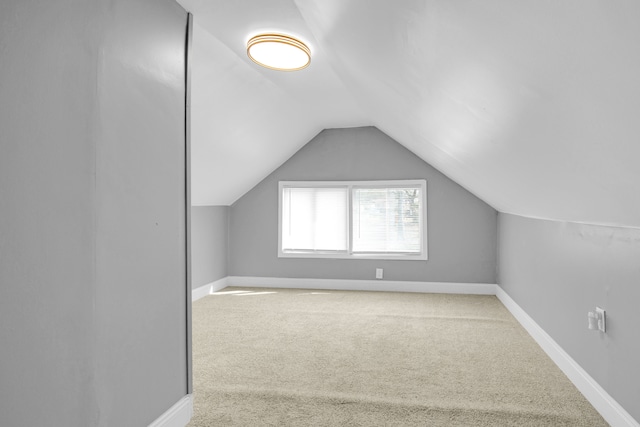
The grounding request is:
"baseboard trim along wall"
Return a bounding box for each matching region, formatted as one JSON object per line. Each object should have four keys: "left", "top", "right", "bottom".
{"left": 226, "top": 276, "right": 497, "bottom": 295}
{"left": 495, "top": 287, "right": 639, "bottom": 427}
{"left": 192, "top": 277, "right": 229, "bottom": 302}
{"left": 192, "top": 275, "right": 638, "bottom": 427}
{"left": 148, "top": 394, "right": 192, "bottom": 427}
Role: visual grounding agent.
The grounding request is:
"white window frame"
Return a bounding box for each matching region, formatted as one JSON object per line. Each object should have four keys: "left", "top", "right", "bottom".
{"left": 278, "top": 180, "right": 428, "bottom": 260}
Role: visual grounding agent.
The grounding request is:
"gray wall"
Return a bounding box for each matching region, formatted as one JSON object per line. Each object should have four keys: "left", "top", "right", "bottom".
{"left": 94, "top": 1, "right": 188, "bottom": 426}
{"left": 0, "top": 1, "right": 98, "bottom": 424}
{"left": 0, "top": 1, "right": 188, "bottom": 426}
{"left": 498, "top": 213, "right": 640, "bottom": 422}
{"left": 192, "top": 206, "right": 229, "bottom": 288}
{"left": 229, "top": 127, "right": 497, "bottom": 284}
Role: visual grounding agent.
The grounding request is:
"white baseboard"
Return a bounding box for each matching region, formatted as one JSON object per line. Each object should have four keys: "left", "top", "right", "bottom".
{"left": 496, "top": 286, "right": 639, "bottom": 427}
{"left": 226, "top": 276, "right": 497, "bottom": 295}
{"left": 148, "top": 394, "right": 192, "bottom": 427}
{"left": 192, "top": 277, "right": 229, "bottom": 302}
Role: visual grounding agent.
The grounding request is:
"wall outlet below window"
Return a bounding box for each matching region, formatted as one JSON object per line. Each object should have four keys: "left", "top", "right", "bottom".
{"left": 375, "top": 268, "right": 383, "bottom": 279}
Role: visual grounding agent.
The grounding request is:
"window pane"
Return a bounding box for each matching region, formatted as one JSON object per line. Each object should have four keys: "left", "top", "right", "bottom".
{"left": 282, "top": 187, "right": 348, "bottom": 252}
{"left": 352, "top": 187, "right": 421, "bottom": 253}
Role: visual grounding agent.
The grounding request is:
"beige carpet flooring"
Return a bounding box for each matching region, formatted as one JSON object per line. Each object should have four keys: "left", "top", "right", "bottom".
{"left": 189, "top": 287, "right": 607, "bottom": 426}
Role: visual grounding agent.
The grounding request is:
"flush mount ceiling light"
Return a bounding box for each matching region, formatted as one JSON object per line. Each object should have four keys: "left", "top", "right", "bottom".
{"left": 247, "top": 33, "right": 311, "bottom": 71}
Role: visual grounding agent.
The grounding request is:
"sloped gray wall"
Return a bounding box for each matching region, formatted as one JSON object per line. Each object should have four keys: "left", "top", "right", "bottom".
{"left": 229, "top": 127, "right": 497, "bottom": 284}
{"left": 498, "top": 213, "right": 640, "bottom": 423}
{"left": 192, "top": 206, "right": 229, "bottom": 288}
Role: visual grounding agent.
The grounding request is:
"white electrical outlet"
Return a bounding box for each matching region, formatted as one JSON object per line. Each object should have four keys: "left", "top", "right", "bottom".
{"left": 596, "top": 307, "right": 606, "bottom": 332}
{"left": 375, "top": 268, "right": 383, "bottom": 279}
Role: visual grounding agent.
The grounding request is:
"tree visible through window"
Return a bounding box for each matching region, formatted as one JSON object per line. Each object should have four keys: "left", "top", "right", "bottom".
{"left": 279, "top": 180, "right": 427, "bottom": 260}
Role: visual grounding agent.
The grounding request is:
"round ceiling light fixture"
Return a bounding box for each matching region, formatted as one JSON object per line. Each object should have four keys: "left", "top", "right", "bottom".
{"left": 247, "top": 33, "right": 311, "bottom": 71}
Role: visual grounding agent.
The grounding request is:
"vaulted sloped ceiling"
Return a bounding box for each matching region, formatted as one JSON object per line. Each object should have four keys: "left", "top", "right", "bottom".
{"left": 185, "top": 0, "right": 368, "bottom": 206}
{"left": 180, "top": 0, "right": 640, "bottom": 228}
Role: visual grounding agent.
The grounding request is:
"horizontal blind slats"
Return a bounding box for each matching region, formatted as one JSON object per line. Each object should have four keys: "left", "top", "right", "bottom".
{"left": 352, "top": 187, "right": 421, "bottom": 253}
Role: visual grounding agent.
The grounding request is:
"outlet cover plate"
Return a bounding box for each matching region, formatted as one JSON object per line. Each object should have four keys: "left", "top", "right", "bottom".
{"left": 596, "top": 307, "right": 606, "bottom": 332}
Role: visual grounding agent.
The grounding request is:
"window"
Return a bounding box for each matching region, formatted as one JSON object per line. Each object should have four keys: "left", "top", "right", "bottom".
{"left": 279, "top": 180, "right": 427, "bottom": 260}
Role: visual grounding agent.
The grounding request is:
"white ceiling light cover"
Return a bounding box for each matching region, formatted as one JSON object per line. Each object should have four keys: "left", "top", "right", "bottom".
{"left": 247, "top": 33, "right": 311, "bottom": 71}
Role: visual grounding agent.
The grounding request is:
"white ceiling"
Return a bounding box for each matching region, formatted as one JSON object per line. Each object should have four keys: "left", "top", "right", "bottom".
{"left": 180, "top": 0, "right": 640, "bottom": 229}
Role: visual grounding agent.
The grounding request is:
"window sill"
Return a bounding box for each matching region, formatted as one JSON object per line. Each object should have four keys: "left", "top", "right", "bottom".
{"left": 278, "top": 251, "right": 428, "bottom": 261}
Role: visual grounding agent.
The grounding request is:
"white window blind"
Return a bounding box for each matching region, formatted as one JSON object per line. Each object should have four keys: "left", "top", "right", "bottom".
{"left": 279, "top": 180, "right": 426, "bottom": 260}
{"left": 352, "top": 186, "right": 422, "bottom": 254}
{"left": 281, "top": 186, "right": 348, "bottom": 252}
